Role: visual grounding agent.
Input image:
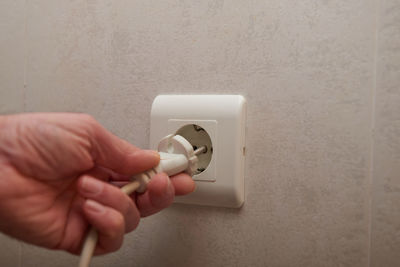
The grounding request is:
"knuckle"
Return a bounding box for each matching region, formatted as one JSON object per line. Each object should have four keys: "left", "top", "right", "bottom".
{"left": 108, "top": 213, "right": 125, "bottom": 237}
{"left": 126, "top": 214, "right": 140, "bottom": 233}
{"left": 75, "top": 114, "right": 99, "bottom": 151}
{"left": 78, "top": 114, "right": 99, "bottom": 131}
{"left": 129, "top": 219, "right": 140, "bottom": 233}
{"left": 109, "top": 239, "right": 123, "bottom": 253}
{"left": 150, "top": 192, "right": 174, "bottom": 210}
{"left": 121, "top": 195, "right": 133, "bottom": 215}
{"left": 80, "top": 113, "right": 96, "bottom": 124}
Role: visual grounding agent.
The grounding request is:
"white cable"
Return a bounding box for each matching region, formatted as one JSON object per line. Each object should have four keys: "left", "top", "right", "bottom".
{"left": 79, "top": 180, "right": 141, "bottom": 267}
{"left": 78, "top": 135, "right": 204, "bottom": 267}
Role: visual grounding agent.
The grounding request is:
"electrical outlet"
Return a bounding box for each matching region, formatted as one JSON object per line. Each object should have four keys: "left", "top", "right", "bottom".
{"left": 150, "top": 95, "right": 246, "bottom": 208}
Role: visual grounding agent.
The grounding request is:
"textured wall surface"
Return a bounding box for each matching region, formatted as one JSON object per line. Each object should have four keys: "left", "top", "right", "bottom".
{"left": 0, "top": 0, "right": 398, "bottom": 266}
{"left": 370, "top": 0, "right": 400, "bottom": 266}
{"left": 0, "top": 0, "right": 25, "bottom": 114}
{"left": 0, "top": 1, "right": 24, "bottom": 265}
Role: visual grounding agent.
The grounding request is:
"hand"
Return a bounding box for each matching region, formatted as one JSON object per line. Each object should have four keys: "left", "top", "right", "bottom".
{"left": 0, "top": 113, "right": 195, "bottom": 255}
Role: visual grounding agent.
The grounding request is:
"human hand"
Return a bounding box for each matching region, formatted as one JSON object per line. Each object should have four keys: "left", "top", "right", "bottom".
{"left": 0, "top": 113, "right": 195, "bottom": 255}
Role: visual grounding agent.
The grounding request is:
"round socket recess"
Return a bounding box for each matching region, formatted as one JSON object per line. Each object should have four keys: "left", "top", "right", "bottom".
{"left": 175, "top": 124, "right": 213, "bottom": 175}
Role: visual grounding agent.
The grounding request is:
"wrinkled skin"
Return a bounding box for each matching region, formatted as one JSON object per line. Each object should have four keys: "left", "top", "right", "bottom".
{"left": 0, "top": 113, "right": 195, "bottom": 255}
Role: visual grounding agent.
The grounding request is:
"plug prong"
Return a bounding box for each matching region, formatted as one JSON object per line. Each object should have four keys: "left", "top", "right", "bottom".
{"left": 194, "top": 146, "right": 207, "bottom": 155}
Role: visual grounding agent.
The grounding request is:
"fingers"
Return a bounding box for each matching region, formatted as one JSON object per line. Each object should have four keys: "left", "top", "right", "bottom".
{"left": 136, "top": 173, "right": 175, "bottom": 217}
{"left": 78, "top": 172, "right": 195, "bottom": 254}
{"left": 83, "top": 166, "right": 110, "bottom": 182}
{"left": 136, "top": 173, "right": 195, "bottom": 217}
{"left": 82, "top": 200, "right": 124, "bottom": 254}
{"left": 77, "top": 175, "right": 140, "bottom": 233}
{"left": 83, "top": 115, "right": 160, "bottom": 175}
{"left": 169, "top": 173, "right": 196, "bottom": 196}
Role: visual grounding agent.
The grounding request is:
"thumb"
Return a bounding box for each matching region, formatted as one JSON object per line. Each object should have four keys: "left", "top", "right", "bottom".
{"left": 89, "top": 123, "right": 159, "bottom": 175}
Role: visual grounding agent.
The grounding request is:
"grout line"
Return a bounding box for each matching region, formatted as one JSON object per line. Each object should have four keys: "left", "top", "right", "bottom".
{"left": 367, "top": 0, "right": 381, "bottom": 266}
{"left": 22, "top": 0, "right": 28, "bottom": 113}
{"left": 20, "top": 1, "right": 28, "bottom": 265}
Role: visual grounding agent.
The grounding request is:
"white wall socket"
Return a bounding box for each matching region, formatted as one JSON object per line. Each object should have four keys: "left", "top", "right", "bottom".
{"left": 150, "top": 95, "right": 246, "bottom": 208}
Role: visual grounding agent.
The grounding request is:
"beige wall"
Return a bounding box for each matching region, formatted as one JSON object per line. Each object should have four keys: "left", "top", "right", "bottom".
{"left": 0, "top": 0, "right": 399, "bottom": 266}
{"left": 370, "top": 0, "right": 400, "bottom": 266}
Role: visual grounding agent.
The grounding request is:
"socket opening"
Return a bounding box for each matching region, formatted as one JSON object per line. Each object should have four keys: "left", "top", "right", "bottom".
{"left": 176, "top": 124, "right": 213, "bottom": 175}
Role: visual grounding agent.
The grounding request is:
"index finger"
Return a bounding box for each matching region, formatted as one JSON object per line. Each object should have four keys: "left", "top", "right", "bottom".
{"left": 86, "top": 117, "right": 160, "bottom": 175}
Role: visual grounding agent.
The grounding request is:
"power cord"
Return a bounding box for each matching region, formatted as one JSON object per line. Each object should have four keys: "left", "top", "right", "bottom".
{"left": 78, "top": 135, "right": 205, "bottom": 267}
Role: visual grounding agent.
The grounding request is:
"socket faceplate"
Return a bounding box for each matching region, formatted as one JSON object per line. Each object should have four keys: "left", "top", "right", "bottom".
{"left": 150, "top": 95, "right": 246, "bottom": 208}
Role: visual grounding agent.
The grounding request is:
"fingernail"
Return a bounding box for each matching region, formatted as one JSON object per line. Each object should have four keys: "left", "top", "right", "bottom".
{"left": 158, "top": 172, "right": 170, "bottom": 186}
{"left": 85, "top": 200, "right": 105, "bottom": 214}
{"left": 157, "top": 173, "right": 173, "bottom": 194}
{"left": 165, "top": 174, "right": 174, "bottom": 194}
{"left": 165, "top": 174, "right": 172, "bottom": 185}
{"left": 144, "top": 150, "right": 160, "bottom": 160}
{"left": 82, "top": 177, "right": 103, "bottom": 195}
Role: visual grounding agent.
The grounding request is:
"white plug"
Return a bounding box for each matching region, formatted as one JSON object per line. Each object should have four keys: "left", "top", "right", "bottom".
{"left": 133, "top": 134, "right": 202, "bottom": 192}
